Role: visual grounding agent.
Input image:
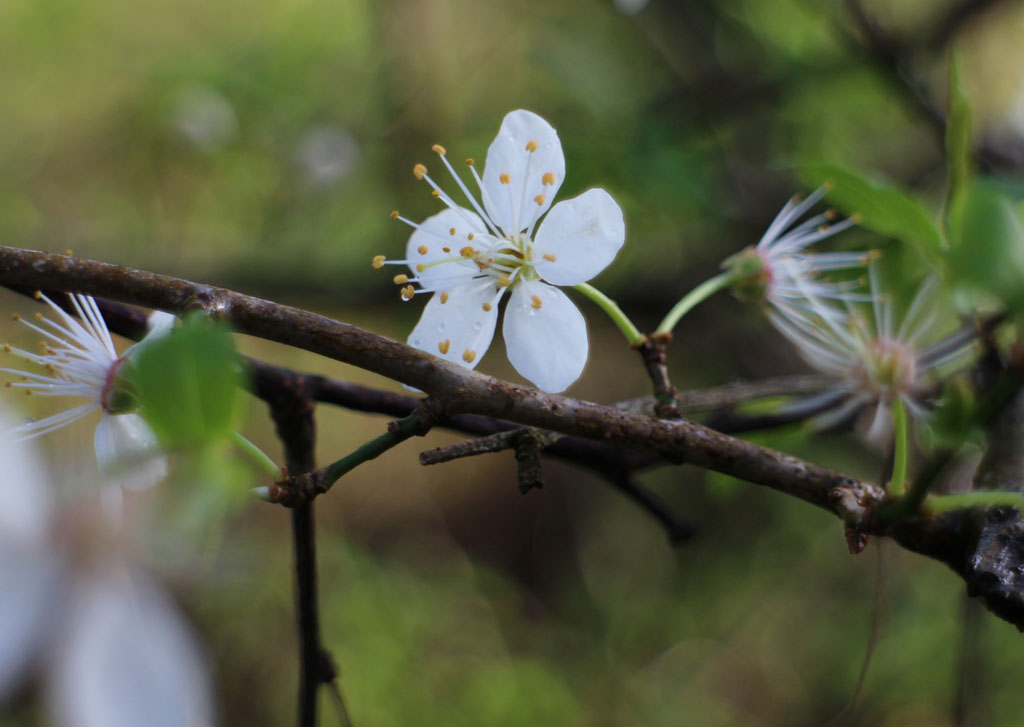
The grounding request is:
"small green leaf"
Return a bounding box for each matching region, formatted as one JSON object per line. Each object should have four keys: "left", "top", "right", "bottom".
{"left": 945, "top": 51, "right": 972, "bottom": 217}
{"left": 948, "top": 180, "right": 1024, "bottom": 311}
{"left": 798, "top": 162, "right": 943, "bottom": 265}
{"left": 130, "top": 313, "right": 244, "bottom": 449}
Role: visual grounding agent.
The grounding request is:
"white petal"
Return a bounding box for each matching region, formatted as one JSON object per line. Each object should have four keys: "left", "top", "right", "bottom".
{"left": 532, "top": 188, "right": 625, "bottom": 286}
{"left": 482, "top": 110, "right": 565, "bottom": 235}
{"left": 503, "top": 281, "right": 588, "bottom": 393}
{"left": 408, "top": 282, "right": 500, "bottom": 370}
{"left": 0, "top": 407, "right": 54, "bottom": 547}
{"left": 93, "top": 414, "right": 168, "bottom": 492}
{"left": 0, "top": 549, "right": 63, "bottom": 699}
{"left": 406, "top": 208, "right": 488, "bottom": 291}
{"left": 49, "top": 569, "right": 214, "bottom": 727}
{"left": 145, "top": 311, "right": 177, "bottom": 338}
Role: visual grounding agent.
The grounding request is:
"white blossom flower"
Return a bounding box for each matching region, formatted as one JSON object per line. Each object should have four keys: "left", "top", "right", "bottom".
{"left": 770, "top": 268, "right": 976, "bottom": 441}
{"left": 0, "top": 406, "right": 213, "bottom": 726}
{"left": 3, "top": 293, "right": 173, "bottom": 492}
{"left": 375, "top": 109, "right": 625, "bottom": 393}
{"left": 725, "top": 186, "right": 873, "bottom": 324}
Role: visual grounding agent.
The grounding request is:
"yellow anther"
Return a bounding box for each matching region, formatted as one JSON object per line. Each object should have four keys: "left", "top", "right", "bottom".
{"left": 467, "top": 233, "right": 474, "bottom": 241}
{"left": 851, "top": 213, "right": 863, "bottom": 224}
{"left": 390, "top": 210, "right": 399, "bottom": 219}
{"left": 416, "top": 264, "right": 426, "bottom": 273}
{"left": 2, "top": 344, "right": 10, "bottom": 352}
{"left": 525, "top": 140, "right": 539, "bottom": 153}
{"left": 400, "top": 285, "right": 416, "bottom": 301}
{"left": 10, "top": 314, "right": 20, "bottom": 321}
{"left": 418, "top": 245, "right": 429, "bottom": 255}
{"left": 462, "top": 349, "right": 477, "bottom": 363}
{"left": 413, "top": 163, "right": 427, "bottom": 179}
{"left": 542, "top": 172, "right": 556, "bottom": 186}
{"left": 63, "top": 249, "right": 73, "bottom": 256}
{"left": 438, "top": 339, "right": 450, "bottom": 354}
{"left": 824, "top": 209, "right": 838, "bottom": 220}
{"left": 33, "top": 290, "right": 42, "bottom": 300}
{"left": 533, "top": 194, "right": 545, "bottom": 206}
{"left": 542, "top": 253, "right": 557, "bottom": 262}
{"left": 531, "top": 295, "right": 543, "bottom": 309}
{"left": 823, "top": 180, "right": 834, "bottom": 190}
{"left": 482, "top": 302, "right": 492, "bottom": 312}
{"left": 34, "top": 313, "right": 43, "bottom": 321}
{"left": 3, "top": 382, "right": 9, "bottom": 387}
{"left": 372, "top": 255, "right": 386, "bottom": 269}
{"left": 432, "top": 144, "right": 447, "bottom": 155}
{"left": 440, "top": 292, "right": 449, "bottom": 304}
{"left": 431, "top": 189, "right": 441, "bottom": 198}
{"left": 499, "top": 173, "right": 510, "bottom": 184}
{"left": 449, "top": 227, "right": 456, "bottom": 236}
{"left": 460, "top": 246, "right": 476, "bottom": 257}
{"left": 393, "top": 274, "right": 409, "bottom": 285}
{"left": 466, "top": 158, "right": 475, "bottom": 166}
{"left": 442, "top": 246, "right": 451, "bottom": 253}
{"left": 497, "top": 275, "right": 511, "bottom": 288}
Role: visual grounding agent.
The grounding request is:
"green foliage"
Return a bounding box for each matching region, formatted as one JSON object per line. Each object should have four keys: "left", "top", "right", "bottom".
{"left": 945, "top": 52, "right": 972, "bottom": 218}
{"left": 948, "top": 180, "right": 1024, "bottom": 311}
{"left": 798, "top": 162, "right": 943, "bottom": 265}
{"left": 129, "top": 312, "right": 244, "bottom": 449}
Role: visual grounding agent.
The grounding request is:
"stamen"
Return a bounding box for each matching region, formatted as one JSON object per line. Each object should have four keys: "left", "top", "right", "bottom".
{"left": 542, "top": 172, "right": 556, "bottom": 186}
{"left": 400, "top": 285, "right": 415, "bottom": 301}
{"left": 438, "top": 339, "right": 450, "bottom": 354}
{"left": 462, "top": 349, "right": 476, "bottom": 363}
{"left": 449, "top": 227, "right": 456, "bottom": 235}
{"left": 432, "top": 144, "right": 446, "bottom": 155}
{"left": 497, "top": 275, "right": 511, "bottom": 288}
{"left": 416, "top": 264, "right": 425, "bottom": 273}
{"left": 417, "top": 245, "right": 429, "bottom": 255}
{"left": 431, "top": 189, "right": 440, "bottom": 198}
{"left": 482, "top": 302, "right": 492, "bottom": 311}
{"left": 499, "top": 173, "right": 510, "bottom": 184}
{"left": 465, "top": 158, "right": 474, "bottom": 166}
{"left": 442, "top": 246, "right": 451, "bottom": 253}
{"left": 390, "top": 210, "right": 399, "bottom": 219}
{"left": 393, "top": 274, "right": 409, "bottom": 285}
{"left": 525, "top": 140, "right": 538, "bottom": 153}
{"left": 460, "top": 246, "right": 476, "bottom": 257}
{"left": 542, "top": 253, "right": 557, "bottom": 262}
{"left": 531, "top": 295, "right": 543, "bottom": 309}
{"left": 467, "top": 233, "right": 474, "bottom": 241}
{"left": 533, "top": 194, "right": 545, "bottom": 206}
{"left": 413, "top": 163, "right": 427, "bottom": 180}
{"left": 33, "top": 290, "right": 42, "bottom": 300}
{"left": 440, "top": 292, "right": 449, "bottom": 304}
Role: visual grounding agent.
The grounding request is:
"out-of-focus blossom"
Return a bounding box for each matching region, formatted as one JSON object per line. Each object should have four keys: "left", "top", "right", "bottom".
{"left": 0, "top": 405, "right": 214, "bottom": 726}
{"left": 376, "top": 109, "right": 625, "bottom": 393}
{"left": 3, "top": 294, "right": 173, "bottom": 493}
{"left": 172, "top": 85, "right": 238, "bottom": 151}
{"left": 295, "top": 125, "right": 360, "bottom": 186}
{"left": 724, "top": 186, "right": 871, "bottom": 323}
{"left": 770, "top": 269, "right": 977, "bottom": 441}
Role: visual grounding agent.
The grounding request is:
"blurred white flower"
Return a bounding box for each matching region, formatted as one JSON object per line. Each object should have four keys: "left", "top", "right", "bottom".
{"left": 3, "top": 293, "right": 172, "bottom": 493}
{"left": 376, "top": 109, "right": 625, "bottom": 393}
{"left": 0, "top": 406, "right": 214, "bottom": 726}
{"left": 725, "top": 186, "right": 871, "bottom": 322}
{"left": 295, "top": 125, "right": 360, "bottom": 186}
{"left": 172, "top": 85, "right": 238, "bottom": 151}
{"left": 771, "top": 269, "right": 976, "bottom": 441}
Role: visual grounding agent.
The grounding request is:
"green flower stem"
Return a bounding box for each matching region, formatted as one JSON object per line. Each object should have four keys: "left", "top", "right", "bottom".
{"left": 321, "top": 412, "right": 423, "bottom": 487}
{"left": 654, "top": 272, "right": 734, "bottom": 336}
{"left": 572, "top": 283, "right": 646, "bottom": 346}
{"left": 925, "top": 491, "right": 1024, "bottom": 513}
{"left": 230, "top": 431, "right": 283, "bottom": 479}
{"left": 887, "top": 398, "right": 909, "bottom": 497}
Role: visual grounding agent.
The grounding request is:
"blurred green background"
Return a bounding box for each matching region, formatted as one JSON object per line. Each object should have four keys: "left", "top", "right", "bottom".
{"left": 4, "top": 0, "right": 1024, "bottom": 724}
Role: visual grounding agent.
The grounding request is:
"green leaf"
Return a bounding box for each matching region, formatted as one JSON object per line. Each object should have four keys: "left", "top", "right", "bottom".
{"left": 948, "top": 180, "right": 1024, "bottom": 312}
{"left": 129, "top": 312, "right": 244, "bottom": 449}
{"left": 945, "top": 51, "right": 972, "bottom": 216}
{"left": 798, "top": 162, "right": 943, "bottom": 265}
